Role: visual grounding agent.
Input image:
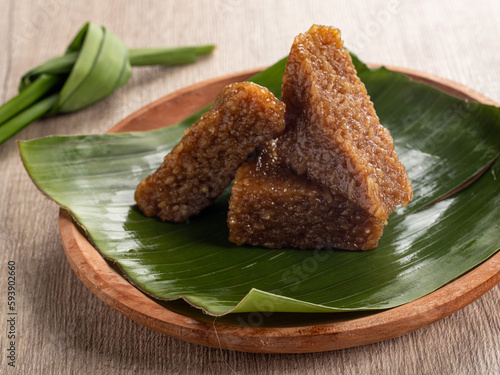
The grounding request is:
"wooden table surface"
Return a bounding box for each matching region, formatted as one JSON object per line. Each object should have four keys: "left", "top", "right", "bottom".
{"left": 1, "top": 0, "right": 499, "bottom": 374}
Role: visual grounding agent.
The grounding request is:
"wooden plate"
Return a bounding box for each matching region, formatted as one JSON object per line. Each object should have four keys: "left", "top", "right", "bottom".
{"left": 59, "top": 66, "right": 500, "bottom": 354}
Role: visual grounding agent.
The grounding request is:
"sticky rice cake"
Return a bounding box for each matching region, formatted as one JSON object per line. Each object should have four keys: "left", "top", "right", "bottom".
{"left": 228, "top": 142, "right": 385, "bottom": 250}
{"left": 277, "top": 25, "right": 413, "bottom": 220}
{"left": 135, "top": 82, "right": 285, "bottom": 222}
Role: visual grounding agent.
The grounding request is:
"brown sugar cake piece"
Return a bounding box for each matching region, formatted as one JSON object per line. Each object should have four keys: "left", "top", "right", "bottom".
{"left": 228, "top": 142, "right": 386, "bottom": 250}
{"left": 277, "top": 25, "right": 413, "bottom": 220}
{"left": 135, "top": 82, "right": 285, "bottom": 222}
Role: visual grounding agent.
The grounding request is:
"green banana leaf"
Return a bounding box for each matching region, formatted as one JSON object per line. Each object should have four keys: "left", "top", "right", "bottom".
{"left": 20, "top": 55, "right": 500, "bottom": 316}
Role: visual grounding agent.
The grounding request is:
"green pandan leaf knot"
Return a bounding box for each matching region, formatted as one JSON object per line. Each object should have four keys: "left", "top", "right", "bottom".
{"left": 0, "top": 22, "right": 215, "bottom": 144}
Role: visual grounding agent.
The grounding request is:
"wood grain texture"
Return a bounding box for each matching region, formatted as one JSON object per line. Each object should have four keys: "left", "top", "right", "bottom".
{"left": 1, "top": 0, "right": 499, "bottom": 374}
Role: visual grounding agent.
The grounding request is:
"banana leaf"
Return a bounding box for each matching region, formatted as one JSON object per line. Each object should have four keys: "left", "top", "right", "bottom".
{"left": 20, "top": 55, "right": 500, "bottom": 316}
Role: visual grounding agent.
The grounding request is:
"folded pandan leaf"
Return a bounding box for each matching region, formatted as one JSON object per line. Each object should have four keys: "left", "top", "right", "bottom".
{"left": 20, "top": 55, "right": 500, "bottom": 316}
{"left": 0, "top": 22, "right": 214, "bottom": 144}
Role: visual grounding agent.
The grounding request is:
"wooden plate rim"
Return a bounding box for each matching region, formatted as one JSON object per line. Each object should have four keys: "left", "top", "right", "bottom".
{"left": 59, "top": 65, "right": 500, "bottom": 354}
